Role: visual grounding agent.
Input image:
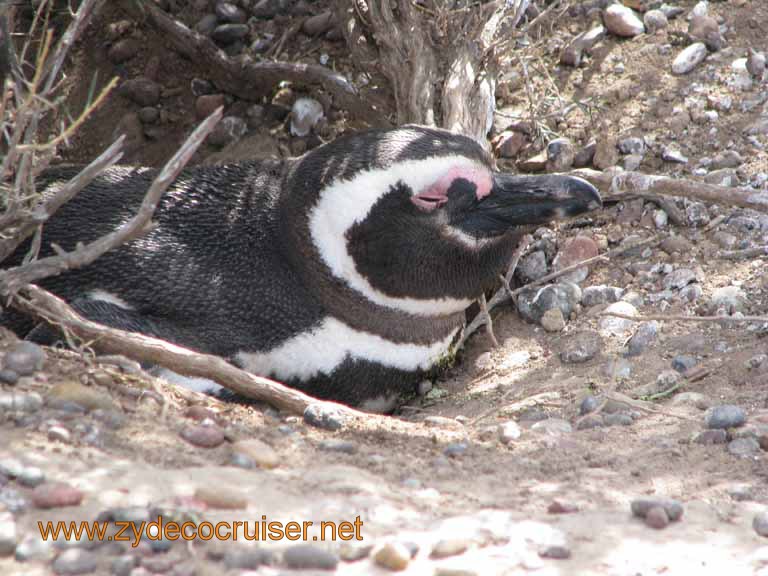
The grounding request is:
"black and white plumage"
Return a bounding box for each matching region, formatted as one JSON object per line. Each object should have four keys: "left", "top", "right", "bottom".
{"left": 4, "top": 125, "right": 601, "bottom": 410}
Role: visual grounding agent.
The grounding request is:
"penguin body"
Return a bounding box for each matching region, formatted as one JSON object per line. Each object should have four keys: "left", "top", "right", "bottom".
{"left": 4, "top": 126, "right": 601, "bottom": 409}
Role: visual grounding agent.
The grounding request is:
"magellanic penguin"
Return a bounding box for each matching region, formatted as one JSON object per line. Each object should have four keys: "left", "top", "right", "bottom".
{"left": 4, "top": 125, "right": 601, "bottom": 411}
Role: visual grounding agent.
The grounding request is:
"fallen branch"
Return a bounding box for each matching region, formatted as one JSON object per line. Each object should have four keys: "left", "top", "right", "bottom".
{"left": 119, "top": 0, "right": 388, "bottom": 126}
{"left": 13, "top": 284, "right": 366, "bottom": 418}
{"left": 573, "top": 169, "right": 768, "bottom": 215}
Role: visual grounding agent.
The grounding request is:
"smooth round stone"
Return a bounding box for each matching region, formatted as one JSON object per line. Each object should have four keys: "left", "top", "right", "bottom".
{"left": 211, "top": 23, "right": 249, "bottom": 45}
{"left": 180, "top": 425, "right": 225, "bottom": 448}
{"left": 631, "top": 498, "right": 683, "bottom": 521}
{"left": 553, "top": 236, "right": 598, "bottom": 284}
{"left": 626, "top": 321, "right": 659, "bottom": 357}
{"left": 290, "top": 97, "right": 325, "bottom": 137}
{"left": 283, "top": 544, "right": 339, "bottom": 570}
{"left": 339, "top": 542, "right": 373, "bottom": 561}
{"left": 232, "top": 439, "right": 280, "bottom": 468}
{"left": 541, "top": 308, "right": 566, "bottom": 332}
{"left": 754, "top": 512, "right": 768, "bottom": 538}
{"left": 119, "top": 77, "right": 160, "bottom": 107}
{"left": 444, "top": 443, "right": 468, "bottom": 458}
{"left": 215, "top": 2, "right": 247, "bottom": 23}
{"left": 705, "top": 405, "right": 746, "bottom": 429}
{"left": 517, "top": 251, "right": 548, "bottom": 282}
{"left": 644, "top": 9, "right": 668, "bottom": 33}
{"left": 373, "top": 543, "right": 411, "bottom": 571}
{"left": 52, "top": 548, "right": 98, "bottom": 575}
{"left": 16, "top": 532, "right": 54, "bottom": 562}
{"left": 304, "top": 404, "right": 346, "bottom": 430}
{"left": 229, "top": 453, "right": 255, "bottom": 469}
{"left": 223, "top": 548, "right": 273, "bottom": 569}
{"left": 582, "top": 285, "right": 623, "bottom": 307}
{"left": 31, "top": 482, "right": 84, "bottom": 509}
{"left": 430, "top": 538, "right": 470, "bottom": 559}
{"left": 603, "top": 413, "right": 634, "bottom": 427}
{"left": 193, "top": 486, "right": 247, "bottom": 510}
{"left": 580, "top": 395, "right": 600, "bottom": 415}
{"left": 0, "top": 487, "right": 28, "bottom": 513}
{"left": 576, "top": 415, "right": 604, "bottom": 430}
{"left": 499, "top": 420, "right": 522, "bottom": 443}
{"left": 598, "top": 302, "right": 638, "bottom": 338}
{"left": 107, "top": 38, "right": 141, "bottom": 64}
{"left": 46, "top": 382, "right": 115, "bottom": 412}
{"left": 672, "top": 43, "right": 708, "bottom": 75}
{"left": 0, "top": 369, "right": 18, "bottom": 385}
{"left": 694, "top": 429, "right": 727, "bottom": 445}
{"left": 3, "top": 342, "right": 45, "bottom": 376}
{"left": 645, "top": 506, "right": 670, "bottom": 529}
{"left": 517, "top": 282, "right": 581, "bottom": 324}
{"left": 17, "top": 466, "right": 45, "bottom": 487}
{"left": 546, "top": 137, "right": 575, "bottom": 171}
{"left": 604, "top": 4, "right": 644, "bottom": 37}
{"left": 672, "top": 355, "right": 697, "bottom": 373}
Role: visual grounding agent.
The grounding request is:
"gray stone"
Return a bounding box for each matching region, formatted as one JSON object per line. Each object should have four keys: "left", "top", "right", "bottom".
{"left": 694, "top": 429, "right": 727, "bottom": 444}
{"left": 546, "top": 138, "right": 575, "bottom": 171}
{"left": 580, "top": 395, "right": 599, "bottom": 415}
{"left": 598, "top": 301, "right": 638, "bottom": 338}
{"left": 602, "top": 358, "right": 633, "bottom": 380}
{"left": 663, "top": 268, "right": 697, "bottom": 291}
{"left": 661, "top": 146, "right": 688, "bottom": 164}
{"left": 643, "top": 9, "right": 668, "bottom": 33}
{"left": 631, "top": 498, "right": 683, "bottom": 521}
{"left": 517, "top": 251, "right": 548, "bottom": 283}
{"left": 728, "top": 437, "right": 760, "bottom": 458}
{"left": 211, "top": 23, "right": 250, "bottom": 45}
{"left": 499, "top": 420, "right": 522, "bottom": 443}
{"left": 283, "top": 545, "right": 338, "bottom": 570}
{"left": 52, "top": 548, "right": 98, "bottom": 575}
{"left": 0, "top": 513, "right": 16, "bottom": 556}
{"left": 626, "top": 321, "right": 659, "bottom": 357}
{"left": 672, "top": 355, "right": 697, "bottom": 373}
{"left": 110, "top": 555, "right": 137, "bottom": 576}
{"left": 444, "top": 443, "right": 468, "bottom": 458}
{"left": 709, "top": 286, "right": 748, "bottom": 314}
{"left": 119, "top": 77, "right": 160, "bottom": 107}
{"left": 224, "top": 549, "right": 273, "bottom": 569}
{"left": 604, "top": 4, "right": 644, "bottom": 37}
{"left": 618, "top": 137, "right": 645, "bottom": 155}
{"left": 672, "top": 43, "right": 708, "bottom": 75}
{"left": 517, "top": 283, "right": 581, "bottom": 324}
{"left": 754, "top": 512, "right": 768, "bottom": 538}
{"left": 582, "top": 285, "right": 623, "bottom": 307}
{"left": 318, "top": 439, "right": 357, "bottom": 454}
{"left": 531, "top": 418, "right": 573, "bottom": 436}
{"left": 560, "top": 331, "right": 602, "bottom": 363}
{"left": 15, "top": 532, "right": 54, "bottom": 562}
{"left": 216, "top": 2, "right": 247, "bottom": 23}
{"left": 686, "top": 201, "right": 710, "bottom": 226}
{"left": 576, "top": 415, "right": 604, "bottom": 429}
{"left": 603, "top": 413, "right": 634, "bottom": 427}
{"left": 2, "top": 342, "right": 45, "bottom": 376}
{"left": 705, "top": 405, "right": 746, "bottom": 429}
{"left": 290, "top": 97, "right": 324, "bottom": 137}
{"left": 208, "top": 115, "right": 247, "bottom": 148}
{"left": 711, "top": 150, "right": 743, "bottom": 170}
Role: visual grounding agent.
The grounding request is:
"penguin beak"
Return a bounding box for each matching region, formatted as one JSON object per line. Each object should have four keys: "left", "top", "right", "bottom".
{"left": 456, "top": 173, "right": 602, "bottom": 237}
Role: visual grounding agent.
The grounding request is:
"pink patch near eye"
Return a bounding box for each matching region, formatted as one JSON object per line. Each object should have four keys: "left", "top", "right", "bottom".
{"left": 410, "top": 165, "right": 493, "bottom": 211}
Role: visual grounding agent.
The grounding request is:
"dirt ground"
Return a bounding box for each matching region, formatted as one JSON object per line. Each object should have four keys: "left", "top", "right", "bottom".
{"left": 2, "top": 0, "right": 768, "bottom": 574}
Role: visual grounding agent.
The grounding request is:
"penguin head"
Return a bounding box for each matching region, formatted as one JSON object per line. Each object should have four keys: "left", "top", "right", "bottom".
{"left": 287, "top": 126, "right": 601, "bottom": 316}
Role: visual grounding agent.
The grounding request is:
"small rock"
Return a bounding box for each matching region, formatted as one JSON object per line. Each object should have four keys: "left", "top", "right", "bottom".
{"left": 602, "top": 358, "right": 633, "bottom": 380}
{"left": 560, "top": 331, "right": 602, "bottom": 363}
{"left": 495, "top": 130, "right": 527, "bottom": 158}
{"left": 709, "top": 286, "right": 748, "bottom": 314}
{"left": 593, "top": 137, "right": 619, "bottom": 169}
{"left": 539, "top": 544, "right": 571, "bottom": 559}
{"left": 603, "top": 4, "right": 645, "bottom": 37}
{"left": 195, "top": 93, "right": 225, "bottom": 120}
{"left": 671, "top": 355, "right": 697, "bottom": 373}
{"left": 211, "top": 23, "right": 249, "bottom": 45}
{"left": 531, "top": 418, "right": 573, "bottom": 436}
{"left": 546, "top": 137, "right": 575, "bottom": 171}
{"left": 339, "top": 542, "right": 373, "bottom": 561}
{"left": 518, "top": 282, "right": 581, "bottom": 324}
{"left": 180, "top": 424, "right": 225, "bottom": 448}
{"left": 373, "top": 542, "right": 411, "bottom": 571}
{"left": 444, "top": 443, "right": 468, "bottom": 458}
{"left": 540, "top": 308, "right": 566, "bottom": 332}
{"left": 215, "top": 2, "right": 247, "bottom": 23}
{"left": 119, "top": 77, "right": 160, "bottom": 107}
{"left": 728, "top": 437, "right": 761, "bottom": 458}
{"left": 52, "top": 548, "right": 97, "bottom": 575}
{"left": 746, "top": 48, "right": 766, "bottom": 79}
{"left": 318, "top": 439, "right": 357, "bottom": 454}
{"left": 304, "top": 404, "right": 346, "bottom": 430}
{"left": 598, "top": 301, "right": 638, "bottom": 338}
{"left": 645, "top": 506, "right": 670, "bottom": 529}
{"left": 643, "top": 9, "right": 668, "bottom": 33}
{"left": 193, "top": 486, "right": 247, "bottom": 509}
{"left": 663, "top": 268, "right": 697, "bottom": 291}
{"left": 548, "top": 500, "right": 579, "bottom": 514}
{"left": 283, "top": 544, "right": 338, "bottom": 570}
{"left": 705, "top": 405, "right": 746, "bottom": 429}
{"left": 576, "top": 414, "right": 604, "bottom": 429}
{"left": 31, "top": 482, "right": 84, "bottom": 509}
{"left": 711, "top": 150, "right": 743, "bottom": 170}
{"left": 603, "top": 413, "right": 634, "bottom": 427}
{"left": 302, "top": 11, "right": 335, "bottom": 36}
{"left": 626, "top": 321, "right": 659, "bottom": 357}
{"left": 517, "top": 251, "right": 548, "bottom": 283}
{"left": 223, "top": 549, "right": 273, "bottom": 570}
{"left": 631, "top": 498, "right": 683, "bottom": 521}
{"left": 694, "top": 429, "right": 728, "bottom": 444}
{"left": 754, "top": 512, "right": 768, "bottom": 538}
{"left": 499, "top": 420, "right": 522, "bottom": 444}
{"left": 290, "top": 97, "right": 324, "bottom": 137}
{"left": 672, "top": 43, "right": 708, "bottom": 75}
{"left": 561, "top": 26, "right": 606, "bottom": 67}
{"left": 553, "top": 236, "right": 599, "bottom": 284}
{"left": 618, "top": 137, "right": 645, "bottom": 156}
{"left": 232, "top": 439, "right": 279, "bottom": 468}
{"left": 15, "top": 532, "right": 54, "bottom": 562}
{"left": 48, "top": 425, "right": 71, "bottom": 444}
{"left": 208, "top": 115, "right": 247, "bottom": 147}
{"left": 0, "top": 370, "right": 18, "bottom": 385}
{"left": 582, "top": 285, "right": 623, "bottom": 307}
{"left": 3, "top": 342, "right": 44, "bottom": 376}
{"left": 686, "top": 202, "right": 710, "bottom": 227}
{"left": 195, "top": 14, "right": 218, "bottom": 35}
{"left": 574, "top": 140, "right": 596, "bottom": 167}
{"left": 580, "top": 395, "right": 600, "bottom": 415}
{"left": 190, "top": 78, "right": 214, "bottom": 97}
{"left": 712, "top": 231, "right": 738, "bottom": 250}
{"left": 107, "top": 38, "right": 141, "bottom": 64}
{"left": 689, "top": 13, "right": 722, "bottom": 51}
{"left": 430, "top": 538, "right": 470, "bottom": 559}
{"left": 16, "top": 466, "right": 45, "bottom": 487}
{"left": 0, "top": 513, "right": 15, "bottom": 556}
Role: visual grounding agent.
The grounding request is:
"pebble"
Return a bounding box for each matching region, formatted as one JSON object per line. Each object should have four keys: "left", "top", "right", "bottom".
{"left": 602, "top": 357, "right": 633, "bottom": 380}
{"left": 540, "top": 308, "right": 566, "bottom": 332}
{"left": 283, "top": 544, "right": 338, "bottom": 570}
{"left": 546, "top": 137, "right": 575, "bottom": 171}
{"left": 499, "top": 420, "right": 522, "bottom": 443}
{"left": 728, "top": 437, "right": 761, "bottom": 457}
{"left": 430, "top": 538, "right": 470, "bottom": 559}
{"left": 618, "top": 137, "right": 645, "bottom": 156}
{"left": 559, "top": 331, "right": 602, "bottom": 363}
{"left": 15, "top": 532, "right": 54, "bottom": 562}
{"left": 672, "top": 355, "right": 697, "bottom": 373}
{"left": 576, "top": 414, "right": 604, "bottom": 429}
{"left": 339, "top": 542, "right": 373, "bottom": 562}
{"left": 661, "top": 146, "right": 689, "bottom": 164}
{"left": 598, "top": 301, "right": 638, "bottom": 338}
{"left": 663, "top": 268, "right": 697, "bottom": 291}
{"left": 561, "top": 26, "right": 605, "bottom": 68}
{"left": 302, "top": 11, "right": 335, "bottom": 36}
{"left": 548, "top": 500, "right": 579, "bottom": 514}
{"left": 373, "top": 542, "right": 411, "bottom": 571}
{"left": 17, "top": 466, "right": 45, "bottom": 487}
{"left": 711, "top": 150, "right": 743, "bottom": 170}
{"left": 747, "top": 49, "right": 766, "bottom": 79}
{"left": 304, "top": 403, "right": 346, "bottom": 430}
{"left": 3, "top": 342, "right": 45, "bottom": 376}
{"left": 119, "top": 77, "right": 160, "bottom": 107}
{"left": 208, "top": 115, "right": 247, "bottom": 147}
{"left": 517, "top": 251, "right": 548, "bottom": 283}
{"left": 215, "top": 2, "right": 247, "bottom": 23}
{"left": 580, "top": 395, "right": 600, "bottom": 415}
{"left": 694, "top": 429, "right": 728, "bottom": 444}
{"left": 194, "top": 486, "right": 247, "bottom": 509}
{"left": 631, "top": 498, "right": 683, "bottom": 521}
{"left": 319, "top": 439, "right": 357, "bottom": 454}
{"left": 223, "top": 548, "right": 273, "bottom": 569}
{"left": 0, "top": 512, "right": 15, "bottom": 556}
{"left": 48, "top": 425, "right": 72, "bottom": 444}
{"left": 517, "top": 282, "right": 581, "bottom": 324}
{"left": 705, "top": 405, "right": 746, "bottom": 429}
{"left": 539, "top": 544, "right": 571, "bottom": 559}
{"left": 107, "top": 38, "right": 141, "bottom": 64}
{"left": 531, "top": 418, "right": 573, "bottom": 436}
{"left": 211, "top": 23, "right": 250, "bottom": 45}
{"left": 195, "top": 13, "right": 218, "bottom": 35}
{"left": 232, "top": 439, "right": 279, "bottom": 468}
{"left": 603, "top": 413, "right": 634, "bottom": 427}
{"left": 552, "top": 236, "right": 599, "bottom": 284}
{"left": 625, "top": 321, "right": 659, "bottom": 357}
{"left": 754, "top": 512, "right": 768, "bottom": 538}
{"left": 31, "top": 482, "right": 84, "bottom": 509}
{"left": 52, "top": 548, "right": 98, "bottom": 575}
{"left": 195, "top": 93, "right": 225, "bottom": 120}
{"left": 444, "top": 443, "right": 468, "bottom": 458}
{"left": 689, "top": 12, "right": 722, "bottom": 51}
{"left": 0, "top": 369, "right": 18, "bottom": 385}
{"left": 603, "top": 4, "right": 645, "bottom": 37}
{"left": 645, "top": 506, "right": 670, "bottom": 529}
{"left": 643, "top": 9, "right": 668, "bottom": 33}
{"left": 47, "top": 381, "right": 115, "bottom": 412}
{"left": 582, "top": 285, "right": 623, "bottom": 307}
{"left": 495, "top": 130, "right": 527, "bottom": 158}
{"left": 179, "top": 424, "right": 225, "bottom": 448}
{"left": 593, "top": 136, "right": 619, "bottom": 169}
{"left": 672, "top": 43, "right": 708, "bottom": 75}
{"left": 290, "top": 97, "right": 325, "bottom": 137}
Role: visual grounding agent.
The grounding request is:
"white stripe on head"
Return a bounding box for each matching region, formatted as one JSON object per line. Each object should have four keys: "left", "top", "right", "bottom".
{"left": 236, "top": 317, "right": 459, "bottom": 383}
{"left": 309, "top": 155, "right": 489, "bottom": 316}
